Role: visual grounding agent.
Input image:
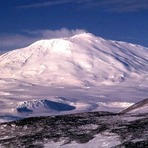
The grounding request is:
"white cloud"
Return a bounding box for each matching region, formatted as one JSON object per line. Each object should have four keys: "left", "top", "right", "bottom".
{"left": 19, "top": 0, "right": 72, "bottom": 9}
{"left": 18, "top": 0, "right": 148, "bottom": 12}
{"left": 25, "top": 28, "right": 86, "bottom": 39}
{"left": 0, "top": 34, "right": 38, "bottom": 51}
{"left": 82, "top": 0, "right": 148, "bottom": 12}
{"left": 18, "top": 0, "right": 92, "bottom": 9}
{"left": 0, "top": 28, "right": 86, "bottom": 52}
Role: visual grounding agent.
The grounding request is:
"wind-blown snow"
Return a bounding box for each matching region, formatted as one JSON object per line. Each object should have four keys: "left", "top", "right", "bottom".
{"left": 44, "top": 132, "right": 120, "bottom": 148}
{"left": 0, "top": 32, "right": 147, "bottom": 121}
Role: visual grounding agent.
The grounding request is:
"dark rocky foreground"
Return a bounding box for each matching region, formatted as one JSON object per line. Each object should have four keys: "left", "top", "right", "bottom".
{"left": 0, "top": 111, "right": 147, "bottom": 148}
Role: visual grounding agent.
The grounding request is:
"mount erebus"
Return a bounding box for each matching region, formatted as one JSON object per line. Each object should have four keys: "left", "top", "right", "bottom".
{"left": 0, "top": 33, "right": 147, "bottom": 85}
{"left": 0, "top": 33, "right": 147, "bottom": 121}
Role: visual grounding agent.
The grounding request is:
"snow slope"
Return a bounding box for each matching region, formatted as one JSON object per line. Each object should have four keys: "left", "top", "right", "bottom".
{"left": 0, "top": 33, "right": 147, "bottom": 86}
{"left": 44, "top": 132, "right": 121, "bottom": 148}
{"left": 120, "top": 98, "right": 148, "bottom": 114}
{"left": 0, "top": 32, "right": 147, "bottom": 121}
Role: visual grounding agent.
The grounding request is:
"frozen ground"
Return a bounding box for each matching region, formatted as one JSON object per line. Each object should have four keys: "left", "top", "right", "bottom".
{"left": 0, "top": 82, "right": 148, "bottom": 122}
{"left": 44, "top": 132, "right": 121, "bottom": 148}
{"left": 0, "top": 108, "right": 147, "bottom": 148}
{"left": 0, "top": 33, "right": 147, "bottom": 122}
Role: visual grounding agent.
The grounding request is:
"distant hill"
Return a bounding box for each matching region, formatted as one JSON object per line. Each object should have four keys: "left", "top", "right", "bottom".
{"left": 120, "top": 98, "right": 148, "bottom": 114}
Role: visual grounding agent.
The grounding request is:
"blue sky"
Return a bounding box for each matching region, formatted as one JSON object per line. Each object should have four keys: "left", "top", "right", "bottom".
{"left": 0, "top": 0, "right": 148, "bottom": 53}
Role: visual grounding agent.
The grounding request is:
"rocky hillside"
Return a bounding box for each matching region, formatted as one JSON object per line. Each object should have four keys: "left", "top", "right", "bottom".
{"left": 0, "top": 100, "right": 147, "bottom": 148}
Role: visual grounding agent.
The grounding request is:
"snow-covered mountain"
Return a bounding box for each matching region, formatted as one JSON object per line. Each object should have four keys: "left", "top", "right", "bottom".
{"left": 120, "top": 98, "right": 148, "bottom": 114}
{"left": 0, "top": 33, "right": 147, "bottom": 86}
{"left": 0, "top": 32, "right": 148, "bottom": 122}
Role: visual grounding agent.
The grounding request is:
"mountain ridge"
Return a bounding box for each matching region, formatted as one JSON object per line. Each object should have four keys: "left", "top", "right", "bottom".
{"left": 120, "top": 98, "right": 148, "bottom": 114}
{"left": 0, "top": 33, "right": 147, "bottom": 120}
{"left": 0, "top": 33, "right": 147, "bottom": 87}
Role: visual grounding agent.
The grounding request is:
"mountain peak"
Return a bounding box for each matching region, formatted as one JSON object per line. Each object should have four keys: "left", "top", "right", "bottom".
{"left": 29, "top": 32, "right": 97, "bottom": 48}
{"left": 71, "top": 32, "right": 105, "bottom": 41}
{"left": 71, "top": 32, "right": 94, "bottom": 38}
{"left": 29, "top": 38, "right": 72, "bottom": 54}
{"left": 0, "top": 33, "right": 147, "bottom": 87}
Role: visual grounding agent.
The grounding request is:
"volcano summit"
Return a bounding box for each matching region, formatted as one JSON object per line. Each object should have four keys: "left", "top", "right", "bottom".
{"left": 0, "top": 33, "right": 147, "bottom": 122}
